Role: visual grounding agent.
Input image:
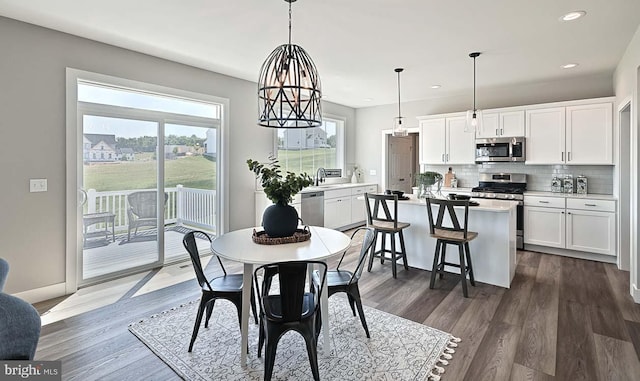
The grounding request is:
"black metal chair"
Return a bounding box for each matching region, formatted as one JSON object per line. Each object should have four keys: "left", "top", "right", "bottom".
{"left": 182, "top": 231, "right": 258, "bottom": 352}
{"left": 254, "top": 260, "right": 327, "bottom": 381}
{"left": 365, "top": 193, "right": 410, "bottom": 278}
{"left": 425, "top": 198, "right": 477, "bottom": 297}
{"left": 318, "top": 227, "right": 375, "bottom": 338}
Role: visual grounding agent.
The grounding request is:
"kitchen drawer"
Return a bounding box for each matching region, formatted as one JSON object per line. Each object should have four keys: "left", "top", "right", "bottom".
{"left": 524, "top": 196, "right": 565, "bottom": 208}
{"left": 352, "top": 185, "right": 377, "bottom": 196}
{"left": 566, "top": 198, "right": 615, "bottom": 212}
{"left": 324, "top": 188, "right": 352, "bottom": 199}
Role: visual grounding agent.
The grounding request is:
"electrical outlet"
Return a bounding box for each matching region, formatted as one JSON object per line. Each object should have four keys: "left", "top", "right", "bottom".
{"left": 30, "top": 179, "right": 47, "bottom": 192}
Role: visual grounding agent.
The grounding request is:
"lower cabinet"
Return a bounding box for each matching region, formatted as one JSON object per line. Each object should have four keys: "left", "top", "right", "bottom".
{"left": 566, "top": 209, "right": 615, "bottom": 256}
{"left": 524, "top": 206, "right": 565, "bottom": 248}
{"left": 324, "top": 196, "right": 352, "bottom": 229}
{"left": 524, "top": 196, "right": 616, "bottom": 257}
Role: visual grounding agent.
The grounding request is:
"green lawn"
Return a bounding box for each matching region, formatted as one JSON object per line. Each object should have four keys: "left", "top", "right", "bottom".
{"left": 84, "top": 155, "right": 216, "bottom": 191}
{"left": 277, "top": 148, "right": 337, "bottom": 175}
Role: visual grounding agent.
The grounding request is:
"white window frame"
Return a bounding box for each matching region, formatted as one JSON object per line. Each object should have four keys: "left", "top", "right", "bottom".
{"left": 65, "top": 68, "right": 229, "bottom": 292}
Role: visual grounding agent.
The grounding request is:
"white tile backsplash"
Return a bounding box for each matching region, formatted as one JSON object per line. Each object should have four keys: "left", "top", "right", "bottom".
{"left": 421, "top": 163, "right": 613, "bottom": 194}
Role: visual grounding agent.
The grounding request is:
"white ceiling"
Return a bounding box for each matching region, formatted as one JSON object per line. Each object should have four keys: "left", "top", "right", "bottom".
{"left": 1, "top": 0, "right": 639, "bottom": 108}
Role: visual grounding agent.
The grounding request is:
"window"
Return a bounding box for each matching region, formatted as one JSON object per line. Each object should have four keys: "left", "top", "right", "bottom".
{"left": 276, "top": 117, "right": 345, "bottom": 175}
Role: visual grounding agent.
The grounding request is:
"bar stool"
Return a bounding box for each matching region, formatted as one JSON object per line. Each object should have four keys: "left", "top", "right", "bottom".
{"left": 425, "top": 197, "right": 477, "bottom": 297}
{"left": 364, "top": 193, "right": 410, "bottom": 278}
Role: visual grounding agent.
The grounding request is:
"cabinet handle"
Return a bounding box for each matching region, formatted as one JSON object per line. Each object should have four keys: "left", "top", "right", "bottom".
{"left": 562, "top": 152, "right": 564, "bottom": 161}
{"left": 585, "top": 203, "right": 597, "bottom": 207}
{"left": 501, "top": 128, "right": 504, "bottom": 135}
{"left": 568, "top": 152, "right": 571, "bottom": 161}
{"left": 567, "top": 212, "right": 571, "bottom": 215}
{"left": 496, "top": 129, "right": 499, "bottom": 136}
{"left": 538, "top": 201, "right": 550, "bottom": 204}
{"left": 446, "top": 153, "right": 449, "bottom": 161}
{"left": 561, "top": 211, "right": 565, "bottom": 214}
{"left": 442, "top": 154, "right": 445, "bottom": 162}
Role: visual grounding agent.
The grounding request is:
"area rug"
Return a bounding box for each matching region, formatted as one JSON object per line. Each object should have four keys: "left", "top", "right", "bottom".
{"left": 129, "top": 296, "right": 459, "bottom": 380}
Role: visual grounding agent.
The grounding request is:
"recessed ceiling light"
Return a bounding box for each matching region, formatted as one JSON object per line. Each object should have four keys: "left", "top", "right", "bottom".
{"left": 560, "top": 11, "right": 586, "bottom": 21}
{"left": 363, "top": 98, "right": 373, "bottom": 102}
{"left": 562, "top": 63, "right": 578, "bottom": 69}
{"left": 431, "top": 85, "right": 441, "bottom": 89}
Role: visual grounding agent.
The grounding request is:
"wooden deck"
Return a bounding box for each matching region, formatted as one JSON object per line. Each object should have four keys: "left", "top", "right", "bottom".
{"left": 83, "top": 226, "right": 212, "bottom": 280}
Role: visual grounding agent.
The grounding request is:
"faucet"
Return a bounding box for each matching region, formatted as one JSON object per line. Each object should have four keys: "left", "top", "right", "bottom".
{"left": 315, "top": 167, "right": 326, "bottom": 186}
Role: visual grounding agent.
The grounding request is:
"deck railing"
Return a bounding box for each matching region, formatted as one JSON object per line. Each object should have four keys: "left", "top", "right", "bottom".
{"left": 85, "top": 186, "right": 216, "bottom": 233}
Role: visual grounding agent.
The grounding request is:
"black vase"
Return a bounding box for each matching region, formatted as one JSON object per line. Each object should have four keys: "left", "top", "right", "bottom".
{"left": 262, "top": 203, "right": 299, "bottom": 238}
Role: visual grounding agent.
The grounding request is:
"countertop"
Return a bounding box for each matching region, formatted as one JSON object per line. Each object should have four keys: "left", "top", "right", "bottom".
{"left": 524, "top": 191, "right": 617, "bottom": 201}
{"left": 299, "top": 182, "right": 377, "bottom": 193}
{"left": 357, "top": 194, "right": 517, "bottom": 213}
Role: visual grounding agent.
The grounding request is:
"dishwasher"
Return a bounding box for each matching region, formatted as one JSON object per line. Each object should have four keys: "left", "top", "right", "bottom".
{"left": 301, "top": 191, "right": 324, "bottom": 226}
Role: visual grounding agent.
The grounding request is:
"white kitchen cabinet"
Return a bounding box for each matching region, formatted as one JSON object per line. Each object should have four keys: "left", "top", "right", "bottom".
{"left": 565, "top": 103, "right": 613, "bottom": 164}
{"left": 323, "top": 187, "right": 355, "bottom": 229}
{"left": 525, "top": 107, "right": 566, "bottom": 164}
{"left": 419, "top": 118, "right": 446, "bottom": 164}
{"left": 419, "top": 116, "right": 475, "bottom": 164}
{"left": 477, "top": 110, "right": 525, "bottom": 138}
{"left": 524, "top": 195, "right": 616, "bottom": 257}
{"left": 566, "top": 209, "right": 616, "bottom": 256}
{"left": 524, "top": 205, "right": 566, "bottom": 248}
{"left": 350, "top": 185, "right": 376, "bottom": 224}
{"left": 526, "top": 102, "right": 612, "bottom": 165}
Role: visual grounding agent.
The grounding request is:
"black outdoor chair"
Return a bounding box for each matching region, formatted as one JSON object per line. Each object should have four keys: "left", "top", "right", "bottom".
{"left": 254, "top": 261, "right": 326, "bottom": 381}
{"left": 316, "top": 227, "right": 375, "bottom": 338}
{"left": 182, "top": 231, "right": 258, "bottom": 352}
{"left": 127, "top": 190, "right": 168, "bottom": 240}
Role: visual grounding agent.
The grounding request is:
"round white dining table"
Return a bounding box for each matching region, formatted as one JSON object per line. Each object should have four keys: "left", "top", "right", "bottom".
{"left": 211, "top": 226, "right": 351, "bottom": 366}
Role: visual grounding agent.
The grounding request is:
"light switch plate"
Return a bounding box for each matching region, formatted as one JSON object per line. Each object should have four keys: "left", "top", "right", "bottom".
{"left": 30, "top": 179, "right": 47, "bottom": 192}
{"left": 369, "top": 169, "right": 377, "bottom": 176}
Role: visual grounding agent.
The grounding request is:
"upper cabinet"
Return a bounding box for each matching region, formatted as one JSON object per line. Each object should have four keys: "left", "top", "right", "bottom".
{"left": 477, "top": 110, "right": 525, "bottom": 139}
{"left": 525, "top": 107, "right": 566, "bottom": 164}
{"left": 565, "top": 103, "right": 613, "bottom": 164}
{"left": 419, "top": 116, "right": 475, "bottom": 165}
{"left": 526, "top": 102, "right": 612, "bottom": 165}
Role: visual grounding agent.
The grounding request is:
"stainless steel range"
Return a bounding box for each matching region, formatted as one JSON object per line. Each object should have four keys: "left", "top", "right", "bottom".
{"left": 471, "top": 173, "right": 526, "bottom": 249}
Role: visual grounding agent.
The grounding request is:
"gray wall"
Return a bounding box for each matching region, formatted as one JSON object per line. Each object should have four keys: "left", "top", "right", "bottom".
{"left": 0, "top": 16, "right": 355, "bottom": 294}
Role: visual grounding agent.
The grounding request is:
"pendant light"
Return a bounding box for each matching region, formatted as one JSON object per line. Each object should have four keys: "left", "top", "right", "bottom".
{"left": 258, "top": 0, "right": 322, "bottom": 128}
{"left": 392, "top": 68, "right": 408, "bottom": 137}
{"left": 465, "top": 52, "right": 483, "bottom": 133}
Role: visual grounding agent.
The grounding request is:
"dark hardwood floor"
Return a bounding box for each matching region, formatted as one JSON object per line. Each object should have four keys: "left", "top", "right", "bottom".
{"left": 34, "top": 247, "right": 640, "bottom": 380}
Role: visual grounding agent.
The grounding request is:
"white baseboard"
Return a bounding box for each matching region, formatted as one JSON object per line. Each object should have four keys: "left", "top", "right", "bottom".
{"left": 12, "top": 282, "right": 67, "bottom": 304}
{"left": 633, "top": 283, "right": 640, "bottom": 304}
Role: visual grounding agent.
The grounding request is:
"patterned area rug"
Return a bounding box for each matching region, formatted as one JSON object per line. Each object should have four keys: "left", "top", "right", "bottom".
{"left": 129, "top": 296, "right": 459, "bottom": 380}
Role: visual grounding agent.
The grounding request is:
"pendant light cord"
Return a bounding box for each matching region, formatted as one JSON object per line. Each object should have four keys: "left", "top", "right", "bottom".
{"left": 288, "top": 1, "right": 292, "bottom": 45}
{"left": 397, "top": 70, "right": 402, "bottom": 118}
{"left": 473, "top": 55, "right": 476, "bottom": 112}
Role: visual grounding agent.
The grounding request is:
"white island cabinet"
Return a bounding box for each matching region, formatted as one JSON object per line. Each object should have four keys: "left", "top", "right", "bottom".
{"left": 388, "top": 197, "right": 518, "bottom": 288}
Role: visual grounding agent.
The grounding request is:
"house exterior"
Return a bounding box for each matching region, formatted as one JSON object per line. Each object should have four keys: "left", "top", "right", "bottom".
{"left": 280, "top": 127, "right": 328, "bottom": 150}
{"left": 83, "top": 133, "right": 118, "bottom": 163}
{"left": 116, "top": 147, "right": 134, "bottom": 161}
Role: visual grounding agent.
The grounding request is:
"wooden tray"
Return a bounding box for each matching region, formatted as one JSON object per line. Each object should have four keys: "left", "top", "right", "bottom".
{"left": 252, "top": 227, "right": 311, "bottom": 245}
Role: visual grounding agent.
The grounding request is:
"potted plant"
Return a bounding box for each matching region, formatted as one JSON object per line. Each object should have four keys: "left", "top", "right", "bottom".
{"left": 415, "top": 171, "right": 443, "bottom": 198}
{"left": 247, "top": 155, "right": 314, "bottom": 237}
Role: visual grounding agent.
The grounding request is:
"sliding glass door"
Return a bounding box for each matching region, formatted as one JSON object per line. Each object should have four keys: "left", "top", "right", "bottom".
{"left": 74, "top": 79, "right": 222, "bottom": 286}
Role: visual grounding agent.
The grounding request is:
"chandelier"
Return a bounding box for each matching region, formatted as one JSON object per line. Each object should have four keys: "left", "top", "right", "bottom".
{"left": 258, "top": 0, "right": 322, "bottom": 128}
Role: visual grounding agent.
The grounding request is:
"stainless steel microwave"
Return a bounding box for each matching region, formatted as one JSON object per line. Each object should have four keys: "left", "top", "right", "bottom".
{"left": 475, "top": 137, "right": 525, "bottom": 163}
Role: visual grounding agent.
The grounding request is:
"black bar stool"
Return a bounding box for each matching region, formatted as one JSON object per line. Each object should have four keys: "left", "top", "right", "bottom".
{"left": 364, "top": 193, "right": 410, "bottom": 278}
{"left": 425, "top": 197, "right": 477, "bottom": 297}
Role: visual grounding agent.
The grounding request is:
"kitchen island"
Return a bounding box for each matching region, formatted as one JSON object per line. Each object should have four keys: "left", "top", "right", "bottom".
{"left": 384, "top": 196, "right": 518, "bottom": 288}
